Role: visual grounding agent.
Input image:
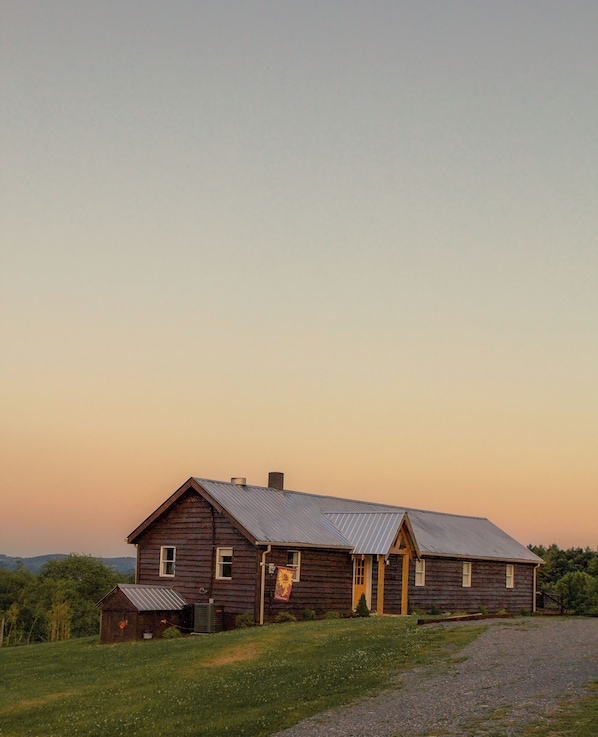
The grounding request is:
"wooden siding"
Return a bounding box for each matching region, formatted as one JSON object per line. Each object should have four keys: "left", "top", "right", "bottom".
{"left": 98, "top": 588, "right": 189, "bottom": 643}
{"left": 407, "top": 556, "right": 536, "bottom": 614}
{"left": 135, "top": 490, "right": 260, "bottom": 618}
{"left": 376, "top": 554, "right": 403, "bottom": 614}
{"left": 263, "top": 547, "right": 353, "bottom": 620}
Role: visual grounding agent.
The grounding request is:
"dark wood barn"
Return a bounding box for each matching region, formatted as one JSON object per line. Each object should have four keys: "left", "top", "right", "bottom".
{"left": 125, "top": 472, "right": 542, "bottom": 625}
{"left": 97, "top": 583, "right": 188, "bottom": 643}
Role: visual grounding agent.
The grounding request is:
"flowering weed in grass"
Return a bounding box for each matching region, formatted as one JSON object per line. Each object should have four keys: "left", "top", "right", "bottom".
{"left": 0, "top": 617, "right": 482, "bottom": 737}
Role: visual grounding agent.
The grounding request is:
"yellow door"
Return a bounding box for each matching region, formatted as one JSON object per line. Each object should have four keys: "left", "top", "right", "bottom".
{"left": 353, "top": 556, "right": 370, "bottom": 609}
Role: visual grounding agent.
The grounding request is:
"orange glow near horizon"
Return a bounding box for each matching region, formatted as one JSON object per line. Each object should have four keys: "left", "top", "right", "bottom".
{"left": 2, "top": 3, "right": 597, "bottom": 558}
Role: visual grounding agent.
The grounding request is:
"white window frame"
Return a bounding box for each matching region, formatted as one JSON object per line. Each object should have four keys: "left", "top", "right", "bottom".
{"left": 160, "top": 546, "right": 176, "bottom": 577}
{"left": 216, "top": 547, "right": 233, "bottom": 580}
{"left": 506, "top": 564, "right": 514, "bottom": 589}
{"left": 414, "top": 558, "right": 426, "bottom": 586}
{"left": 462, "top": 561, "right": 472, "bottom": 588}
{"left": 287, "top": 550, "right": 301, "bottom": 582}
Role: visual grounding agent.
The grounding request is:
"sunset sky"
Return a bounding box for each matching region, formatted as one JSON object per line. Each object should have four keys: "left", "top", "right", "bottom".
{"left": 1, "top": 1, "right": 596, "bottom": 559}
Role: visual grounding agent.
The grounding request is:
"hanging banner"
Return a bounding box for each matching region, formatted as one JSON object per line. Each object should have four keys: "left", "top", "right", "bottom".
{"left": 274, "top": 567, "right": 294, "bottom": 601}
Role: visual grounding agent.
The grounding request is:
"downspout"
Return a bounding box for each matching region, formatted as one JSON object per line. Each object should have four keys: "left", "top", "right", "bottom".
{"left": 259, "top": 545, "right": 272, "bottom": 625}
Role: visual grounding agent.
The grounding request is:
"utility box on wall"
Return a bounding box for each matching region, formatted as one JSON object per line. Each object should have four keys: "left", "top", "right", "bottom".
{"left": 193, "top": 602, "right": 224, "bottom": 633}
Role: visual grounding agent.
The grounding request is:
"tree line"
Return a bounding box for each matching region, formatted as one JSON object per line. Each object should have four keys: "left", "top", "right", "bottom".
{"left": 530, "top": 544, "right": 598, "bottom": 615}
{"left": 0, "top": 554, "right": 133, "bottom": 646}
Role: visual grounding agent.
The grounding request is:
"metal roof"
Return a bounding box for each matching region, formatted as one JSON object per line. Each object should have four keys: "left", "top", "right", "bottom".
{"left": 195, "top": 478, "right": 541, "bottom": 563}
{"left": 323, "top": 511, "right": 406, "bottom": 555}
{"left": 113, "top": 584, "right": 187, "bottom": 611}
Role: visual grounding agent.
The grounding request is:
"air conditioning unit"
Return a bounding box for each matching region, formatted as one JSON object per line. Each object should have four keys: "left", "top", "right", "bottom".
{"left": 193, "top": 603, "right": 224, "bottom": 633}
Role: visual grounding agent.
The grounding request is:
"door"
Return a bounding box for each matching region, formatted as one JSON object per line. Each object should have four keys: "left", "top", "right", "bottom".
{"left": 353, "top": 556, "right": 371, "bottom": 610}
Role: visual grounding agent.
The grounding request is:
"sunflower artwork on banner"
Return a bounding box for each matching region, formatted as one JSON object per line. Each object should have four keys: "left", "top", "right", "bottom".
{"left": 274, "top": 566, "right": 295, "bottom": 602}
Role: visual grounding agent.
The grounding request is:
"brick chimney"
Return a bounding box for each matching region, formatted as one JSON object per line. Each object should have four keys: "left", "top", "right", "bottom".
{"left": 268, "top": 472, "right": 284, "bottom": 491}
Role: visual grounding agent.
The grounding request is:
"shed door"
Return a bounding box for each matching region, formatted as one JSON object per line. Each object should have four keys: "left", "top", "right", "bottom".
{"left": 352, "top": 556, "right": 371, "bottom": 609}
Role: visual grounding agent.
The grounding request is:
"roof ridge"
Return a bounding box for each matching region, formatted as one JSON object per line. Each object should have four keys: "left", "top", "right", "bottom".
{"left": 194, "top": 477, "right": 489, "bottom": 521}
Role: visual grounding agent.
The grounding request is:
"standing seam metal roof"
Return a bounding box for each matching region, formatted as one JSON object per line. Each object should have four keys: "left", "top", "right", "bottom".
{"left": 324, "top": 511, "right": 406, "bottom": 555}
{"left": 114, "top": 584, "right": 187, "bottom": 611}
{"left": 195, "top": 478, "right": 541, "bottom": 563}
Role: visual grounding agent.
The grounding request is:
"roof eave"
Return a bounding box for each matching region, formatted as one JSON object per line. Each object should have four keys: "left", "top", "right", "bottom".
{"left": 419, "top": 551, "right": 543, "bottom": 564}
{"left": 256, "top": 541, "right": 353, "bottom": 551}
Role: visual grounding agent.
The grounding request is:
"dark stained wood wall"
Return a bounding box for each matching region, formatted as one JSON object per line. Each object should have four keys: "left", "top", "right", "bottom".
{"left": 98, "top": 588, "right": 189, "bottom": 644}
{"left": 407, "top": 556, "right": 536, "bottom": 614}
{"left": 263, "top": 547, "right": 353, "bottom": 620}
{"left": 134, "top": 490, "right": 260, "bottom": 617}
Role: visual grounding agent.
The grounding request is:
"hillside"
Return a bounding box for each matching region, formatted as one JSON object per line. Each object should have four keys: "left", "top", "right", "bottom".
{"left": 0, "top": 553, "right": 135, "bottom": 575}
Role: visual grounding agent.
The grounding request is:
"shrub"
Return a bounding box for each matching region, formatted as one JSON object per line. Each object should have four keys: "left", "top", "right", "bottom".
{"left": 235, "top": 613, "right": 255, "bottom": 628}
{"left": 323, "top": 611, "right": 340, "bottom": 619}
{"left": 429, "top": 604, "right": 441, "bottom": 615}
{"left": 478, "top": 604, "right": 489, "bottom": 616}
{"left": 301, "top": 609, "right": 316, "bottom": 621}
{"left": 161, "top": 626, "right": 181, "bottom": 639}
{"left": 356, "top": 594, "right": 370, "bottom": 618}
{"left": 275, "top": 612, "right": 297, "bottom": 623}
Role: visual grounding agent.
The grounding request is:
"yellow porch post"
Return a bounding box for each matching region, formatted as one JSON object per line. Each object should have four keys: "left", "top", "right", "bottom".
{"left": 401, "top": 552, "right": 410, "bottom": 615}
{"left": 377, "top": 555, "right": 385, "bottom": 614}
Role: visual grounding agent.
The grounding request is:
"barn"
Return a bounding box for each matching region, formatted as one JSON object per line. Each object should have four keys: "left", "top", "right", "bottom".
{"left": 97, "top": 583, "right": 188, "bottom": 643}
{"left": 125, "top": 472, "right": 542, "bottom": 626}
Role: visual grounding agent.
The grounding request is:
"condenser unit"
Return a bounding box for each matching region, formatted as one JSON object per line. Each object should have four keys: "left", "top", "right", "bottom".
{"left": 193, "top": 603, "right": 224, "bottom": 633}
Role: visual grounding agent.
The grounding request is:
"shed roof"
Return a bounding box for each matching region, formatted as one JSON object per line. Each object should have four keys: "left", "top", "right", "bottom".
{"left": 97, "top": 584, "right": 188, "bottom": 612}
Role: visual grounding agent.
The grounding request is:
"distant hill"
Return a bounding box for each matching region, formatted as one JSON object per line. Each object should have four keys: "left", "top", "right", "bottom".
{"left": 0, "top": 553, "right": 136, "bottom": 575}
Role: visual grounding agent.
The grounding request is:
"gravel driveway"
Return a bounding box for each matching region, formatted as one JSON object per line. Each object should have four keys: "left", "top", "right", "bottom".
{"left": 274, "top": 617, "right": 598, "bottom": 737}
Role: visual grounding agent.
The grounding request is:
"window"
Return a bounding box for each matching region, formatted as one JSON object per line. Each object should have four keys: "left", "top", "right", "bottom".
{"left": 287, "top": 550, "right": 301, "bottom": 582}
{"left": 354, "top": 558, "right": 365, "bottom": 586}
{"left": 160, "top": 546, "right": 176, "bottom": 577}
{"left": 462, "top": 561, "right": 472, "bottom": 587}
{"left": 216, "top": 547, "right": 233, "bottom": 579}
{"left": 415, "top": 559, "right": 426, "bottom": 586}
{"left": 506, "top": 564, "right": 514, "bottom": 588}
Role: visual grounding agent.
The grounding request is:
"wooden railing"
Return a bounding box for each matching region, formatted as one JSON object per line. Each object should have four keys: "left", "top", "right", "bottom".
{"left": 536, "top": 590, "right": 564, "bottom": 614}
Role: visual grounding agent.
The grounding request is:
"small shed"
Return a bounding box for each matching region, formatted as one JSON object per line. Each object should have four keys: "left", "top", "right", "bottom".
{"left": 97, "top": 583, "right": 189, "bottom": 644}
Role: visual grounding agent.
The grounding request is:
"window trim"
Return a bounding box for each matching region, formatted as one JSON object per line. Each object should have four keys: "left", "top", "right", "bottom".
{"left": 160, "top": 546, "right": 176, "bottom": 577}
{"left": 506, "top": 564, "right": 514, "bottom": 589}
{"left": 462, "top": 561, "right": 472, "bottom": 588}
{"left": 414, "top": 558, "right": 426, "bottom": 586}
{"left": 287, "top": 550, "right": 301, "bottom": 582}
{"left": 216, "top": 547, "right": 233, "bottom": 580}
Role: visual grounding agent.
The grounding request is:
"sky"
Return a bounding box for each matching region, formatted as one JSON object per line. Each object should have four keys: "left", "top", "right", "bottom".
{"left": 1, "top": 1, "right": 596, "bottom": 558}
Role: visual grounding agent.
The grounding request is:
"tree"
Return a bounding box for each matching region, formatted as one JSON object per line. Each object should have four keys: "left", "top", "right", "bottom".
{"left": 555, "top": 571, "right": 598, "bottom": 615}
{"left": 38, "top": 554, "right": 121, "bottom": 638}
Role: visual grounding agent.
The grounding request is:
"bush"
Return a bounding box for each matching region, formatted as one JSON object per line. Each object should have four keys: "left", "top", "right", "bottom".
{"left": 477, "top": 604, "right": 489, "bottom": 616}
{"left": 235, "top": 613, "right": 255, "bottom": 628}
{"left": 161, "top": 626, "right": 181, "bottom": 639}
{"left": 356, "top": 594, "right": 370, "bottom": 618}
{"left": 301, "top": 609, "right": 316, "bottom": 621}
{"left": 275, "top": 612, "right": 297, "bottom": 623}
{"left": 429, "top": 604, "right": 441, "bottom": 615}
{"left": 323, "top": 611, "right": 340, "bottom": 619}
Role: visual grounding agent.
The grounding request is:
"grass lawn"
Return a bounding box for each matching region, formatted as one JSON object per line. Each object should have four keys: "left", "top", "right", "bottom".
{"left": 524, "top": 681, "right": 598, "bottom": 737}
{"left": 0, "top": 616, "right": 481, "bottom": 737}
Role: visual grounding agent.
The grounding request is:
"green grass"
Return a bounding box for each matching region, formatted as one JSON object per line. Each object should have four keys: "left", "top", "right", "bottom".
{"left": 0, "top": 617, "right": 482, "bottom": 737}
{"left": 524, "top": 681, "right": 598, "bottom": 737}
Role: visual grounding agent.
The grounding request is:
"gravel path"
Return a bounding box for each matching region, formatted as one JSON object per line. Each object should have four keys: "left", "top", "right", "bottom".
{"left": 273, "top": 617, "right": 598, "bottom": 737}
